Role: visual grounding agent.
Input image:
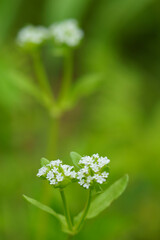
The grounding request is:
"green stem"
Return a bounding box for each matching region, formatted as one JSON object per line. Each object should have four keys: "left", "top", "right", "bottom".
{"left": 32, "top": 49, "right": 55, "bottom": 103}
{"left": 76, "top": 189, "right": 92, "bottom": 232}
{"left": 59, "top": 49, "right": 73, "bottom": 102}
{"left": 60, "top": 189, "right": 73, "bottom": 231}
{"left": 47, "top": 116, "right": 59, "bottom": 159}
{"left": 35, "top": 117, "right": 60, "bottom": 240}
{"left": 67, "top": 234, "right": 73, "bottom": 240}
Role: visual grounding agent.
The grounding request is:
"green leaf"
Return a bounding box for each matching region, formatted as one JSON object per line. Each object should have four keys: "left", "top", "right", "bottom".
{"left": 23, "top": 194, "right": 72, "bottom": 234}
{"left": 70, "top": 73, "right": 104, "bottom": 106}
{"left": 74, "top": 175, "right": 129, "bottom": 224}
{"left": 87, "top": 174, "right": 129, "bottom": 219}
{"left": 8, "top": 70, "right": 52, "bottom": 108}
{"left": 40, "top": 157, "right": 50, "bottom": 167}
{"left": 94, "top": 184, "right": 103, "bottom": 194}
{"left": 70, "top": 152, "right": 82, "bottom": 169}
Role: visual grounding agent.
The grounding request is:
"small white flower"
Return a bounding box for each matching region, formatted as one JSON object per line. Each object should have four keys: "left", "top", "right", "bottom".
{"left": 17, "top": 25, "right": 48, "bottom": 46}
{"left": 52, "top": 167, "right": 59, "bottom": 174}
{"left": 62, "top": 165, "right": 73, "bottom": 176}
{"left": 37, "top": 166, "right": 48, "bottom": 177}
{"left": 79, "top": 156, "right": 93, "bottom": 165}
{"left": 90, "top": 163, "right": 99, "bottom": 173}
{"left": 81, "top": 165, "right": 89, "bottom": 174}
{"left": 83, "top": 183, "right": 90, "bottom": 189}
{"left": 102, "top": 171, "right": 109, "bottom": 178}
{"left": 56, "top": 173, "right": 64, "bottom": 182}
{"left": 70, "top": 171, "right": 77, "bottom": 178}
{"left": 49, "top": 19, "right": 84, "bottom": 47}
{"left": 93, "top": 174, "right": 106, "bottom": 184}
{"left": 98, "top": 157, "right": 110, "bottom": 168}
{"left": 86, "top": 176, "right": 93, "bottom": 183}
{"left": 48, "top": 159, "right": 62, "bottom": 167}
{"left": 46, "top": 170, "right": 54, "bottom": 180}
{"left": 92, "top": 153, "right": 99, "bottom": 158}
{"left": 50, "top": 179, "right": 57, "bottom": 185}
{"left": 77, "top": 170, "right": 85, "bottom": 180}
{"left": 78, "top": 179, "right": 85, "bottom": 186}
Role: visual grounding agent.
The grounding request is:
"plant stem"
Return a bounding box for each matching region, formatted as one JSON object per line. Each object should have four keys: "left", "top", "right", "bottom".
{"left": 32, "top": 49, "right": 55, "bottom": 103}
{"left": 67, "top": 234, "right": 73, "bottom": 240}
{"left": 60, "top": 189, "right": 73, "bottom": 231}
{"left": 76, "top": 189, "right": 92, "bottom": 232}
{"left": 35, "top": 116, "right": 60, "bottom": 240}
{"left": 59, "top": 49, "right": 73, "bottom": 102}
{"left": 47, "top": 116, "right": 59, "bottom": 159}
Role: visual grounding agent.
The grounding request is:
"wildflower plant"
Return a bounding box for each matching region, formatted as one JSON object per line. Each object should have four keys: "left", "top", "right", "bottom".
{"left": 49, "top": 19, "right": 84, "bottom": 47}
{"left": 24, "top": 152, "right": 129, "bottom": 236}
{"left": 17, "top": 19, "right": 129, "bottom": 238}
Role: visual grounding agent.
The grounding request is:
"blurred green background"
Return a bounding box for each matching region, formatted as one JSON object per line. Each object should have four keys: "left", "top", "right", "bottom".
{"left": 0, "top": 0, "right": 160, "bottom": 239}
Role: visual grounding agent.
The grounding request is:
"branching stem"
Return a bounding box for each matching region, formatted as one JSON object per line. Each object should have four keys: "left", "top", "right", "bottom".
{"left": 59, "top": 49, "right": 73, "bottom": 102}
{"left": 60, "top": 189, "right": 73, "bottom": 231}
{"left": 32, "top": 49, "right": 55, "bottom": 103}
{"left": 75, "top": 189, "right": 92, "bottom": 232}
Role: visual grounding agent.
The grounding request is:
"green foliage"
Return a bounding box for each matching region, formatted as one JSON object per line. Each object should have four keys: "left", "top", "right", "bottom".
{"left": 87, "top": 174, "right": 129, "bottom": 219}
{"left": 40, "top": 157, "right": 50, "bottom": 167}
{"left": 1, "top": 0, "right": 160, "bottom": 239}
{"left": 70, "top": 151, "right": 81, "bottom": 169}
{"left": 23, "top": 195, "right": 72, "bottom": 234}
{"left": 74, "top": 175, "right": 129, "bottom": 224}
{"left": 70, "top": 74, "right": 104, "bottom": 106}
{"left": 23, "top": 173, "right": 128, "bottom": 236}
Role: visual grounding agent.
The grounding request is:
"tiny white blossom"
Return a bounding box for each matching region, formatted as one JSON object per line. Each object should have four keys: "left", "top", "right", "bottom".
{"left": 79, "top": 156, "right": 93, "bottom": 165}
{"left": 48, "top": 159, "right": 62, "bottom": 167}
{"left": 56, "top": 173, "right": 64, "bottom": 182}
{"left": 83, "top": 183, "right": 90, "bottom": 189}
{"left": 77, "top": 170, "right": 85, "bottom": 180}
{"left": 78, "top": 179, "right": 85, "bottom": 186}
{"left": 46, "top": 170, "right": 54, "bottom": 180}
{"left": 70, "top": 171, "right": 77, "bottom": 178}
{"left": 49, "top": 19, "right": 84, "bottom": 47}
{"left": 37, "top": 166, "right": 48, "bottom": 177}
{"left": 90, "top": 163, "right": 99, "bottom": 173}
{"left": 92, "top": 153, "right": 99, "bottom": 158}
{"left": 93, "top": 174, "right": 106, "bottom": 184}
{"left": 52, "top": 167, "right": 59, "bottom": 174}
{"left": 81, "top": 165, "right": 89, "bottom": 174}
{"left": 98, "top": 157, "right": 110, "bottom": 168}
{"left": 86, "top": 176, "right": 93, "bottom": 183}
{"left": 50, "top": 179, "right": 57, "bottom": 185}
{"left": 102, "top": 171, "right": 109, "bottom": 178}
{"left": 17, "top": 25, "right": 48, "bottom": 46}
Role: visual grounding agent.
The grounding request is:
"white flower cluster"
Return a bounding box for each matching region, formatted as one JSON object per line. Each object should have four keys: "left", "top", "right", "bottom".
{"left": 37, "top": 159, "right": 77, "bottom": 188}
{"left": 37, "top": 153, "right": 110, "bottom": 190}
{"left": 17, "top": 19, "right": 84, "bottom": 48}
{"left": 17, "top": 25, "right": 48, "bottom": 46}
{"left": 50, "top": 19, "right": 84, "bottom": 47}
{"left": 77, "top": 154, "right": 110, "bottom": 189}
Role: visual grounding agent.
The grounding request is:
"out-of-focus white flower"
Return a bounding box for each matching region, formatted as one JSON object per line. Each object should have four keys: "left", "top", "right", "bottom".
{"left": 77, "top": 154, "right": 110, "bottom": 189}
{"left": 49, "top": 19, "right": 84, "bottom": 47}
{"left": 16, "top": 25, "right": 48, "bottom": 47}
{"left": 37, "top": 159, "right": 77, "bottom": 188}
{"left": 37, "top": 166, "right": 48, "bottom": 177}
